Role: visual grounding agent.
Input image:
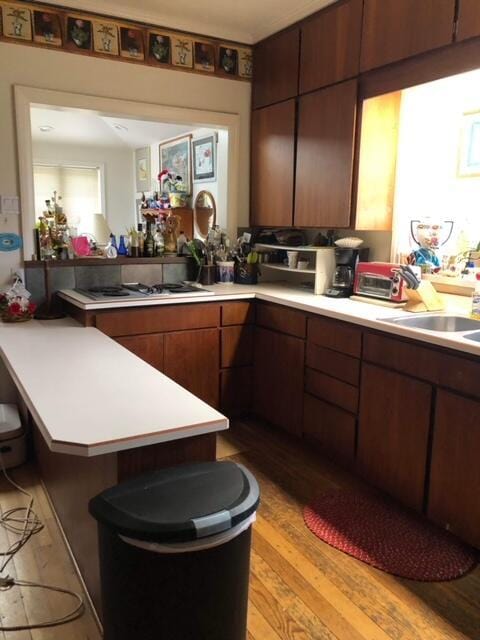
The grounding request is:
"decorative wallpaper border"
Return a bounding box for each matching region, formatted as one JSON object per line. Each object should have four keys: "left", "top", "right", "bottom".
{"left": 0, "top": 0, "right": 253, "bottom": 81}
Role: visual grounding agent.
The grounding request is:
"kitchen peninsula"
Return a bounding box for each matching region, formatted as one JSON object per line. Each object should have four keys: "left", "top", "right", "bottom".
{"left": 0, "top": 318, "right": 228, "bottom": 616}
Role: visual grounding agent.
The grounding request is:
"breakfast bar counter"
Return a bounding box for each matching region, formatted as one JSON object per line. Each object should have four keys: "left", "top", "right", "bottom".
{"left": 0, "top": 318, "right": 228, "bottom": 619}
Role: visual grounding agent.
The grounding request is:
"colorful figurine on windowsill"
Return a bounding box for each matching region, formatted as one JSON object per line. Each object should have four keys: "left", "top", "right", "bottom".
{"left": 407, "top": 218, "right": 454, "bottom": 271}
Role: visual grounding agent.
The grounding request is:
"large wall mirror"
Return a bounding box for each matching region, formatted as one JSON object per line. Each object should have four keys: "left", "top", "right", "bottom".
{"left": 15, "top": 87, "right": 240, "bottom": 259}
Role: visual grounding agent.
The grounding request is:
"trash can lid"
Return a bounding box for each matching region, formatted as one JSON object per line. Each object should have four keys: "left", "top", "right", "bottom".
{"left": 89, "top": 461, "right": 260, "bottom": 543}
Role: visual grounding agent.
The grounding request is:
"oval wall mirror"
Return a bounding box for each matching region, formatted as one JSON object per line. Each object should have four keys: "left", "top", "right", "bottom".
{"left": 194, "top": 190, "right": 216, "bottom": 241}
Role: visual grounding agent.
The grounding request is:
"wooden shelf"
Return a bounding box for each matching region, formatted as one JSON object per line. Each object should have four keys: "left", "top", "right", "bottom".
{"left": 262, "top": 264, "right": 316, "bottom": 274}
{"left": 256, "top": 243, "right": 334, "bottom": 252}
{"left": 24, "top": 256, "right": 191, "bottom": 268}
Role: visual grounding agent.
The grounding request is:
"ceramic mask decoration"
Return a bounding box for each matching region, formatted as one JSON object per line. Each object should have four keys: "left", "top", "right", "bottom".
{"left": 408, "top": 219, "right": 454, "bottom": 268}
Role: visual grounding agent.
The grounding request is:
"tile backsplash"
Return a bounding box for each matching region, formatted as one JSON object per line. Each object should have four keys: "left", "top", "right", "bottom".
{"left": 25, "top": 260, "right": 192, "bottom": 305}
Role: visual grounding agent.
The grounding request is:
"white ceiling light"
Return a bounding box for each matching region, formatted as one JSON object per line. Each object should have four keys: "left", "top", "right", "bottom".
{"left": 39, "top": 125, "right": 54, "bottom": 132}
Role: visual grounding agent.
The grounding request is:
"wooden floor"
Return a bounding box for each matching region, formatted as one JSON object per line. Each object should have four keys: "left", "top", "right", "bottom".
{"left": 1, "top": 419, "right": 479, "bottom": 639}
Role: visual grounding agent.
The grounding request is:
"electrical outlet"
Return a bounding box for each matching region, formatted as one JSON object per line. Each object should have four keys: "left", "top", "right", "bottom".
{"left": 0, "top": 196, "right": 20, "bottom": 215}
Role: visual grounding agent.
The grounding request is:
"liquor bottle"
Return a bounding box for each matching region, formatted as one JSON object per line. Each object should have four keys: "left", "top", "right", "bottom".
{"left": 137, "top": 223, "right": 144, "bottom": 257}
{"left": 144, "top": 222, "right": 155, "bottom": 258}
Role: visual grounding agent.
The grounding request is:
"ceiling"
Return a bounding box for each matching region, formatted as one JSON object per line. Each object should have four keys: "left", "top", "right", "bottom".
{"left": 30, "top": 107, "right": 192, "bottom": 148}
{"left": 39, "top": 0, "right": 335, "bottom": 44}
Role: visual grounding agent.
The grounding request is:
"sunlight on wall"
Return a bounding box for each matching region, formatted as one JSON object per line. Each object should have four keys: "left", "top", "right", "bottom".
{"left": 392, "top": 68, "right": 480, "bottom": 262}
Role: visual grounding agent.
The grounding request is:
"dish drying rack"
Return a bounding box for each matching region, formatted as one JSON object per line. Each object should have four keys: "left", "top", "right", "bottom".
{"left": 254, "top": 244, "right": 335, "bottom": 295}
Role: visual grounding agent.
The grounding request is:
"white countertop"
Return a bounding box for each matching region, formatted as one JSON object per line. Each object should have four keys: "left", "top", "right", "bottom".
{"left": 0, "top": 318, "right": 227, "bottom": 457}
{"left": 59, "top": 282, "right": 480, "bottom": 358}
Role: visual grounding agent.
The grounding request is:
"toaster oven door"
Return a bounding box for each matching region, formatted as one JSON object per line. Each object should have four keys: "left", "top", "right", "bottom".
{"left": 357, "top": 273, "right": 393, "bottom": 299}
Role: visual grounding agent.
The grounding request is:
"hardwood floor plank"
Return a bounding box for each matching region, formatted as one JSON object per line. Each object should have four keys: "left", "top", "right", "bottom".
{"left": 253, "top": 521, "right": 390, "bottom": 640}
{"left": 248, "top": 602, "right": 283, "bottom": 640}
{"left": 252, "top": 549, "right": 338, "bottom": 640}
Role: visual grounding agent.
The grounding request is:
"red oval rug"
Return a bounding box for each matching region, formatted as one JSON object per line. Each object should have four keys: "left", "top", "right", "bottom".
{"left": 304, "top": 489, "right": 478, "bottom": 581}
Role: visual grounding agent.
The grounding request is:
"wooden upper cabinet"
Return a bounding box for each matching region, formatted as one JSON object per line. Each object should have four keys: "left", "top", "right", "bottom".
{"left": 299, "top": 0, "right": 363, "bottom": 93}
{"left": 360, "top": 0, "right": 456, "bottom": 72}
{"left": 457, "top": 0, "right": 480, "bottom": 42}
{"left": 294, "top": 80, "right": 357, "bottom": 228}
{"left": 252, "top": 28, "right": 300, "bottom": 109}
{"left": 251, "top": 100, "right": 296, "bottom": 227}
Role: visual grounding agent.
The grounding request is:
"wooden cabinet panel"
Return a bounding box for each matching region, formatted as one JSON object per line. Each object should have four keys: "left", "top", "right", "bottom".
{"left": 252, "top": 28, "right": 299, "bottom": 108}
{"left": 220, "top": 367, "right": 252, "bottom": 418}
{"left": 256, "top": 302, "right": 306, "bottom": 338}
{"left": 303, "top": 393, "right": 356, "bottom": 465}
{"left": 306, "top": 343, "right": 360, "bottom": 387}
{"left": 457, "top": 0, "right": 480, "bottom": 42}
{"left": 300, "top": 0, "right": 362, "bottom": 93}
{"left": 308, "top": 315, "right": 362, "bottom": 358}
{"left": 357, "top": 363, "right": 432, "bottom": 511}
{"left": 115, "top": 334, "right": 164, "bottom": 371}
{"left": 305, "top": 368, "right": 359, "bottom": 414}
{"left": 253, "top": 326, "right": 305, "bottom": 435}
{"left": 295, "top": 81, "right": 357, "bottom": 228}
{"left": 221, "top": 326, "right": 254, "bottom": 368}
{"left": 164, "top": 328, "right": 219, "bottom": 408}
{"left": 251, "top": 101, "right": 296, "bottom": 227}
{"left": 428, "top": 390, "right": 480, "bottom": 548}
{"left": 96, "top": 303, "right": 220, "bottom": 337}
{"left": 364, "top": 332, "right": 480, "bottom": 399}
{"left": 221, "top": 302, "right": 254, "bottom": 326}
{"left": 360, "top": 0, "right": 455, "bottom": 72}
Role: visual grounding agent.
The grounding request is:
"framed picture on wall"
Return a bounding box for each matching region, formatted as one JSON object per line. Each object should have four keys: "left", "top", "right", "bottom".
{"left": 458, "top": 111, "right": 480, "bottom": 177}
{"left": 135, "top": 147, "right": 151, "bottom": 192}
{"left": 192, "top": 134, "right": 216, "bottom": 182}
{"left": 159, "top": 135, "right": 192, "bottom": 194}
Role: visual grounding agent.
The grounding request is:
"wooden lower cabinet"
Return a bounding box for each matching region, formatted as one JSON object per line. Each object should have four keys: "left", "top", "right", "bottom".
{"left": 253, "top": 326, "right": 305, "bottom": 435}
{"left": 303, "top": 393, "right": 356, "bottom": 465}
{"left": 357, "top": 363, "right": 432, "bottom": 512}
{"left": 115, "top": 334, "right": 164, "bottom": 371}
{"left": 220, "top": 367, "right": 252, "bottom": 418}
{"left": 428, "top": 390, "right": 480, "bottom": 548}
{"left": 164, "top": 328, "right": 219, "bottom": 408}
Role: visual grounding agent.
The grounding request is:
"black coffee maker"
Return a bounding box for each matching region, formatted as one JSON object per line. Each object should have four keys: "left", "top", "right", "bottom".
{"left": 325, "top": 247, "right": 369, "bottom": 298}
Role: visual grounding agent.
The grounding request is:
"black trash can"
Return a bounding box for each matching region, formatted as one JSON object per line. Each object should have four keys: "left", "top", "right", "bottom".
{"left": 89, "top": 461, "right": 260, "bottom": 640}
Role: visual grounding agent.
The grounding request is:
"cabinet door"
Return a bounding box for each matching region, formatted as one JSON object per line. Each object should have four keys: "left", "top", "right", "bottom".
{"left": 252, "top": 28, "right": 299, "bottom": 109}
{"left": 164, "top": 328, "right": 219, "bottom": 408}
{"left": 300, "top": 0, "right": 362, "bottom": 93}
{"left": 251, "top": 101, "right": 296, "bottom": 227}
{"left": 253, "top": 327, "right": 305, "bottom": 435}
{"left": 428, "top": 391, "right": 480, "bottom": 548}
{"left": 457, "top": 0, "right": 480, "bottom": 42}
{"left": 357, "top": 363, "right": 432, "bottom": 511}
{"left": 116, "top": 334, "right": 164, "bottom": 371}
{"left": 295, "top": 81, "right": 357, "bottom": 228}
{"left": 360, "top": 0, "right": 455, "bottom": 72}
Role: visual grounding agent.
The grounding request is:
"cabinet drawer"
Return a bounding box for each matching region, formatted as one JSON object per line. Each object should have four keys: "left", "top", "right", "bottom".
{"left": 303, "top": 393, "right": 356, "bottom": 464}
{"left": 306, "top": 343, "right": 360, "bottom": 386}
{"left": 364, "top": 333, "right": 480, "bottom": 399}
{"left": 256, "top": 303, "right": 306, "bottom": 338}
{"left": 305, "top": 368, "right": 358, "bottom": 414}
{"left": 221, "top": 302, "right": 254, "bottom": 326}
{"left": 308, "top": 316, "right": 362, "bottom": 357}
{"left": 221, "top": 326, "right": 254, "bottom": 368}
{"left": 95, "top": 304, "right": 220, "bottom": 337}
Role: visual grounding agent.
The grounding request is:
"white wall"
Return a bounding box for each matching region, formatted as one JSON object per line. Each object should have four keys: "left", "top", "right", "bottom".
{"left": 393, "top": 69, "right": 480, "bottom": 261}
{"left": 0, "top": 41, "right": 251, "bottom": 286}
{"left": 32, "top": 140, "right": 135, "bottom": 237}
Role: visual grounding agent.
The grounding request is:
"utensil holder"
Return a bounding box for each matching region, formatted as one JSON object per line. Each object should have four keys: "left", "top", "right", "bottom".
{"left": 235, "top": 263, "right": 258, "bottom": 285}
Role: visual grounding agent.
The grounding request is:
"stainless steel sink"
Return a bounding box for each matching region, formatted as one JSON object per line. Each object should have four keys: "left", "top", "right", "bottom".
{"left": 380, "top": 314, "right": 480, "bottom": 332}
{"left": 464, "top": 331, "right": 480, "bottom": 343}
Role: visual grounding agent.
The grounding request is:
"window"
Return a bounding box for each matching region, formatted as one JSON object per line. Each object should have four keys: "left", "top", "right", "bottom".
{"left": 33, "top": 164, "right": 102, "bottom": 235}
